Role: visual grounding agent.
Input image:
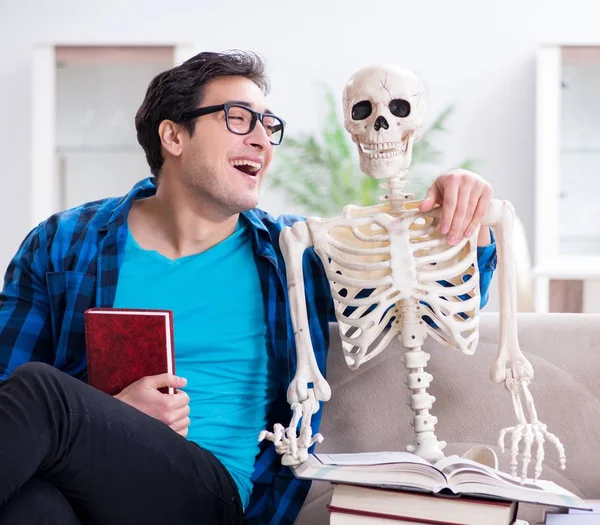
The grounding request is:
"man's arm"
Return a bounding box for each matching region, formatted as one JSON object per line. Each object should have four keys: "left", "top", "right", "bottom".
{"left": 0, "top": 226, "right": 54, "bottom": 380}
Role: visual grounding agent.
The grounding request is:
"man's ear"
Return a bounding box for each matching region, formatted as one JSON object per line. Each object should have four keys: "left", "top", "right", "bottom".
{"left": 158, "top": 120, "right": 185, "bottom": 157}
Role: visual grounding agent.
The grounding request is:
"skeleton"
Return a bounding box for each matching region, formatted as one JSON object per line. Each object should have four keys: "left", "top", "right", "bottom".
{"left": 259, "top": 64, "right": 566, "bottom": 481}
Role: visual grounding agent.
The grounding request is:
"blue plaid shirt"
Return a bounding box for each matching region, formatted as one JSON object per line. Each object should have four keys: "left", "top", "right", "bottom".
{"left": 0, "top": 177, "right": 496, "bottom": 524}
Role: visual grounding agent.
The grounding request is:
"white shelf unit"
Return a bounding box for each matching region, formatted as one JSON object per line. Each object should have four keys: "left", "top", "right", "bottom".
{"left": 534, "top": 43, "right": 600, "bottom": 312}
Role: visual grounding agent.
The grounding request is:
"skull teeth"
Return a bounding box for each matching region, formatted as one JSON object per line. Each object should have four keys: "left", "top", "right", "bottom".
{"left": 359, "top": 142, "right": 402, "bottom": 153}
{"left": 365, "top": 151, "right": 401, "bottom": 160}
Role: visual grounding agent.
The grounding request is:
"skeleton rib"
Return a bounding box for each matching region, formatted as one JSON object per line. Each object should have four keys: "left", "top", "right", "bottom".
{"left": 424, "top": 320, "right": 479, "bottom": 354}
{"left": 409, "top": 224, "right": 439, "bottom": 238}
{"left": 340, "top": 307, "right": 397, "bottom": 353}
{"left": 332, "top": 287, "right": 391, "bottom": 307}
{"left": 410, "top": 236, "right": 446, "bottom": 251}
{"left": 326, "top": 270, "right": 392, "bottom": 288}
{"left": 417, "top": 252, "right": 477, "bottom": 281}
{"left": 327, "top": 251, "right": 391, "bottom": 272}
{"left": 415, "top": 241, "right": 469, "bottom": 265}
{"left": 431, "top": 294, "right": 479, "bottom": 315}
{"left": 343, "top": 327, "right": 400, "bottom": 369}
{"left": 350, "top": 227, "right": 390, "bottom": 243}
{"left": 343, "top": 203, "right": 390, "bottom": 218}
{"left": 431, "top": 310, "right": 479, "bottom": 331}
{"left": 422, "top": 323, "right": 466, "bottom": 353}
{"left": 327, "top": 237, "right": 390, "bottom": 255}
{"left": 416, "top": 278, "right": 477, "bottom": 296}
{"left": 336, "top": 295, "right": 395, "bottom": 324}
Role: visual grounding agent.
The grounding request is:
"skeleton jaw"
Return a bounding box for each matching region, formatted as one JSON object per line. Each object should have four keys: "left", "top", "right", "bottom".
{"left": 353, "top": 132, "right": 414, "bottom": 179}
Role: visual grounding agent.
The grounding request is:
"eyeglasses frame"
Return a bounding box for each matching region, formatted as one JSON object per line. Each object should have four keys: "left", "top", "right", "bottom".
{"left": 180, "top": 103, "right": 286, "bottom": 146}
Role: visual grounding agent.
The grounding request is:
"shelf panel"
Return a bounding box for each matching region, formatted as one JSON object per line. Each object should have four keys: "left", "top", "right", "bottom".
{"left": 533, "top": 256, "right": 600, "bottom": 279}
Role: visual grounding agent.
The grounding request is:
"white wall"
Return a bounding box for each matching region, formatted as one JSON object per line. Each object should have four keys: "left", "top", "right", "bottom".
{"left": 1, "top": 0, "right": 600, "bottom": 312}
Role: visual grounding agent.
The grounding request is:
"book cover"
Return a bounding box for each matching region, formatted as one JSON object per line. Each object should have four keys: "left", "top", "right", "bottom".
{"left": 84, "top": 307, "right": 175, "bottom": 396}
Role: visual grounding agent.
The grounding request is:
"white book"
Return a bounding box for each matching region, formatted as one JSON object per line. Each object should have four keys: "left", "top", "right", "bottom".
{"left": 292, "top": 451, "right": 591, "bottom": 511}
{"left": 569, "top": 500, "right": 600, "bottom": 515}
{"left": 545, "top": 513, "right": 600, "bottom": 523}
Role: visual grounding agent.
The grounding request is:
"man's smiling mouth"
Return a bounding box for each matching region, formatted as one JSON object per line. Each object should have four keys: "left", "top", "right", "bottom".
{"left": 230, "top": 159, "right": 262, "bottom": 176}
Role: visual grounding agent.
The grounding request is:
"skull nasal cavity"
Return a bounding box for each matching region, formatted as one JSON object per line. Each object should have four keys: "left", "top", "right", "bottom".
{"left": 374, "top": 116, "right": 389, "bottom": 131}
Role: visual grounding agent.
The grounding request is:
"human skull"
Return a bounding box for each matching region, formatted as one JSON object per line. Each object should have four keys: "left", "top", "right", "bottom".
{"left": 343, "top": 64, "right": 427, "bottom": 179}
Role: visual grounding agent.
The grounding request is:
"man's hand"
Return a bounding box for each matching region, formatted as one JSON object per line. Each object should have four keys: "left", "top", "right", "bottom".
{"left": 419, "top": 168, "right": 493, "bottom": 246}
{"left": 115, "top": 373, "right": 190, "bottom": 437}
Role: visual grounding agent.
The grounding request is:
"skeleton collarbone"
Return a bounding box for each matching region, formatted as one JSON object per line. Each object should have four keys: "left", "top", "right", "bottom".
{"left": 307, "top": 203, "right": 481, "bottom": 367}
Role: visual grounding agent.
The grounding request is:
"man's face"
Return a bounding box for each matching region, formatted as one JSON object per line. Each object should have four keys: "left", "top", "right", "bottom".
{"left": 179, "top": 75, "right": 276, "bottom": 217}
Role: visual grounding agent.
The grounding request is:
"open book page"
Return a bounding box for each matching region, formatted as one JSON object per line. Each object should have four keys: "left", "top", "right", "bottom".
{"left": 434, "top": 456, "right": 542, "bottom": 489}
{"left": 293, "top": 453, "right": 447, "bottom": 492}
{"left": 433, "top": 455, "right": 589, "bottom": 510}
{"left": 316, "top": 451, "right": 433, "bottom": 467}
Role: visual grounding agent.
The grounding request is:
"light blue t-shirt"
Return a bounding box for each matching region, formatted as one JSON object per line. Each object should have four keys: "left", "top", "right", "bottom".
{"left": 113, "top": 220, "right": 278, "bottom": 507}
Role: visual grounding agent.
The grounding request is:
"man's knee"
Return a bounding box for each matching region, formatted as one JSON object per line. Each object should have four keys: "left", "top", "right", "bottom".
{"left": 12, "top": 361, "right": 56, "bottom": 377}
{"left": 10, "top": 362, "right": 61, "bottom": 384}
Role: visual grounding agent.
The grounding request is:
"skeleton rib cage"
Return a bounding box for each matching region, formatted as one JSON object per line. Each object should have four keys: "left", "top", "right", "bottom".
{"left": 308, "top": 205, "right": 481, "bottom": 369}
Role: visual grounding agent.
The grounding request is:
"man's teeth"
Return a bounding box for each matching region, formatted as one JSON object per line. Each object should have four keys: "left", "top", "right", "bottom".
{"left": 230, "top": 159, "right": 262, "bottom": 172}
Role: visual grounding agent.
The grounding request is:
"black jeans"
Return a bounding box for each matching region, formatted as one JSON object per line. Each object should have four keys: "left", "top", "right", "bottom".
{"left": 0, "top": 362, "right": 244, "bottom": 525}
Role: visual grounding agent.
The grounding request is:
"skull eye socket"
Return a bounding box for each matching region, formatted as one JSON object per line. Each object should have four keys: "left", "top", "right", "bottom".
{"left": 389, "top": 99, "right": 411, "bottom": 118}
{"left": 352, "top": 100, "right": 372, "bottom": 121}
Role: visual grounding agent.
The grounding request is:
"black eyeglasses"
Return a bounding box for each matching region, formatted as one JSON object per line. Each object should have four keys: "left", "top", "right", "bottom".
{"left": 180, "top": 103, "right": 286, "bottom": 146}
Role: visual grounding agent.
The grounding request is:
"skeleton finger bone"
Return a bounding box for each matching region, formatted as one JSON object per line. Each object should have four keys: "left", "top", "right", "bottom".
{"left": 520, "top": 424, "right": 535, "bottom": 479}
{"left": 534, "top": 431, "right": 546, "bottom": 480}
{"left": 281, "top": 393, "right": 323, "bottom": 466}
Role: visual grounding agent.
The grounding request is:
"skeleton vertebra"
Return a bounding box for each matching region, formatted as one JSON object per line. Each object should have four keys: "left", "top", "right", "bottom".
{"left": 259, "top": 64, "right": 566, "bottom": 480}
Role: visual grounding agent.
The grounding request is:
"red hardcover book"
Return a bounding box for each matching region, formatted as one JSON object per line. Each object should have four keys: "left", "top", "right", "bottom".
{"left": 84, "top": 307, "right": 176, "bottom": 396}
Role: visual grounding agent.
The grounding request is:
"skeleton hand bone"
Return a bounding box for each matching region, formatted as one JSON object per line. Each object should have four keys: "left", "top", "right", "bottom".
{"left": 259, "top": 389, "right": 324, "bottom": 466}
{"left": 497, "top": 368, "right": 566, "bottom": 481}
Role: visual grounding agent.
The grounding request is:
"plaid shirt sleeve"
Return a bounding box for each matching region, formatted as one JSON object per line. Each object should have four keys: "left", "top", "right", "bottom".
{"left": 0, "top": 224, "right": 54, "bottom": 380}
{"left": 245, "top": 391, "right": 316, "bottom": 525}
{"left": 477, "top": 229, "right": 497, "bottom": 308}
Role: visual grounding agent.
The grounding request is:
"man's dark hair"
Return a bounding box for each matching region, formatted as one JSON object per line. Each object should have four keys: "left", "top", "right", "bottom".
{"left": 135, "top": 50, "right": 270, "bottom": 178}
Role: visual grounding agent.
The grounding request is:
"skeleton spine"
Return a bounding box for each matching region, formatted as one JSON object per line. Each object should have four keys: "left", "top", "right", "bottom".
{"left": 379, "top": 175, "right": 412, "bottom": 211}
{"left": 400, "top": 302, "right": 447, "bottom": 462}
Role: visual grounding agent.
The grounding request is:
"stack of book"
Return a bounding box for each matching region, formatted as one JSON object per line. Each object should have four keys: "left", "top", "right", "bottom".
{"left": 292, "top": 451, "right": 592, "bottom": 525}
{"left": 328, "top": 483, "right": 517, "bottom": 524}
{"left": 536, "top": 501, "right": 600, "bottom": 524}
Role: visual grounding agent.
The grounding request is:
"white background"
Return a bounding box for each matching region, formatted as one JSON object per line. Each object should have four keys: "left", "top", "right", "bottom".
{"left": 1, "top": 0, "right": 600, "bottom": 312}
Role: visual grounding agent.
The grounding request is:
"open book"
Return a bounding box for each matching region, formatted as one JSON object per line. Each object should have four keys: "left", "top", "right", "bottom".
{"left": 292, "top": 451, "right": 590, "bottom": 511}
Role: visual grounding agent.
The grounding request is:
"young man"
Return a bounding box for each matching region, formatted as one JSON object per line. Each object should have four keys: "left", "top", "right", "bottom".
{"left": 0, "top": 51, "right": 497, "bottom": 525}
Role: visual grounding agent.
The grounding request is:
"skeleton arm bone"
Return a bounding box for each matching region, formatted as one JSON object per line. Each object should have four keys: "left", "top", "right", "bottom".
{"left": 259, "top": 221, "right": 331, "bottom": 466}
{"left": 483, "top": 200, "right": 565, "bottom": 479}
